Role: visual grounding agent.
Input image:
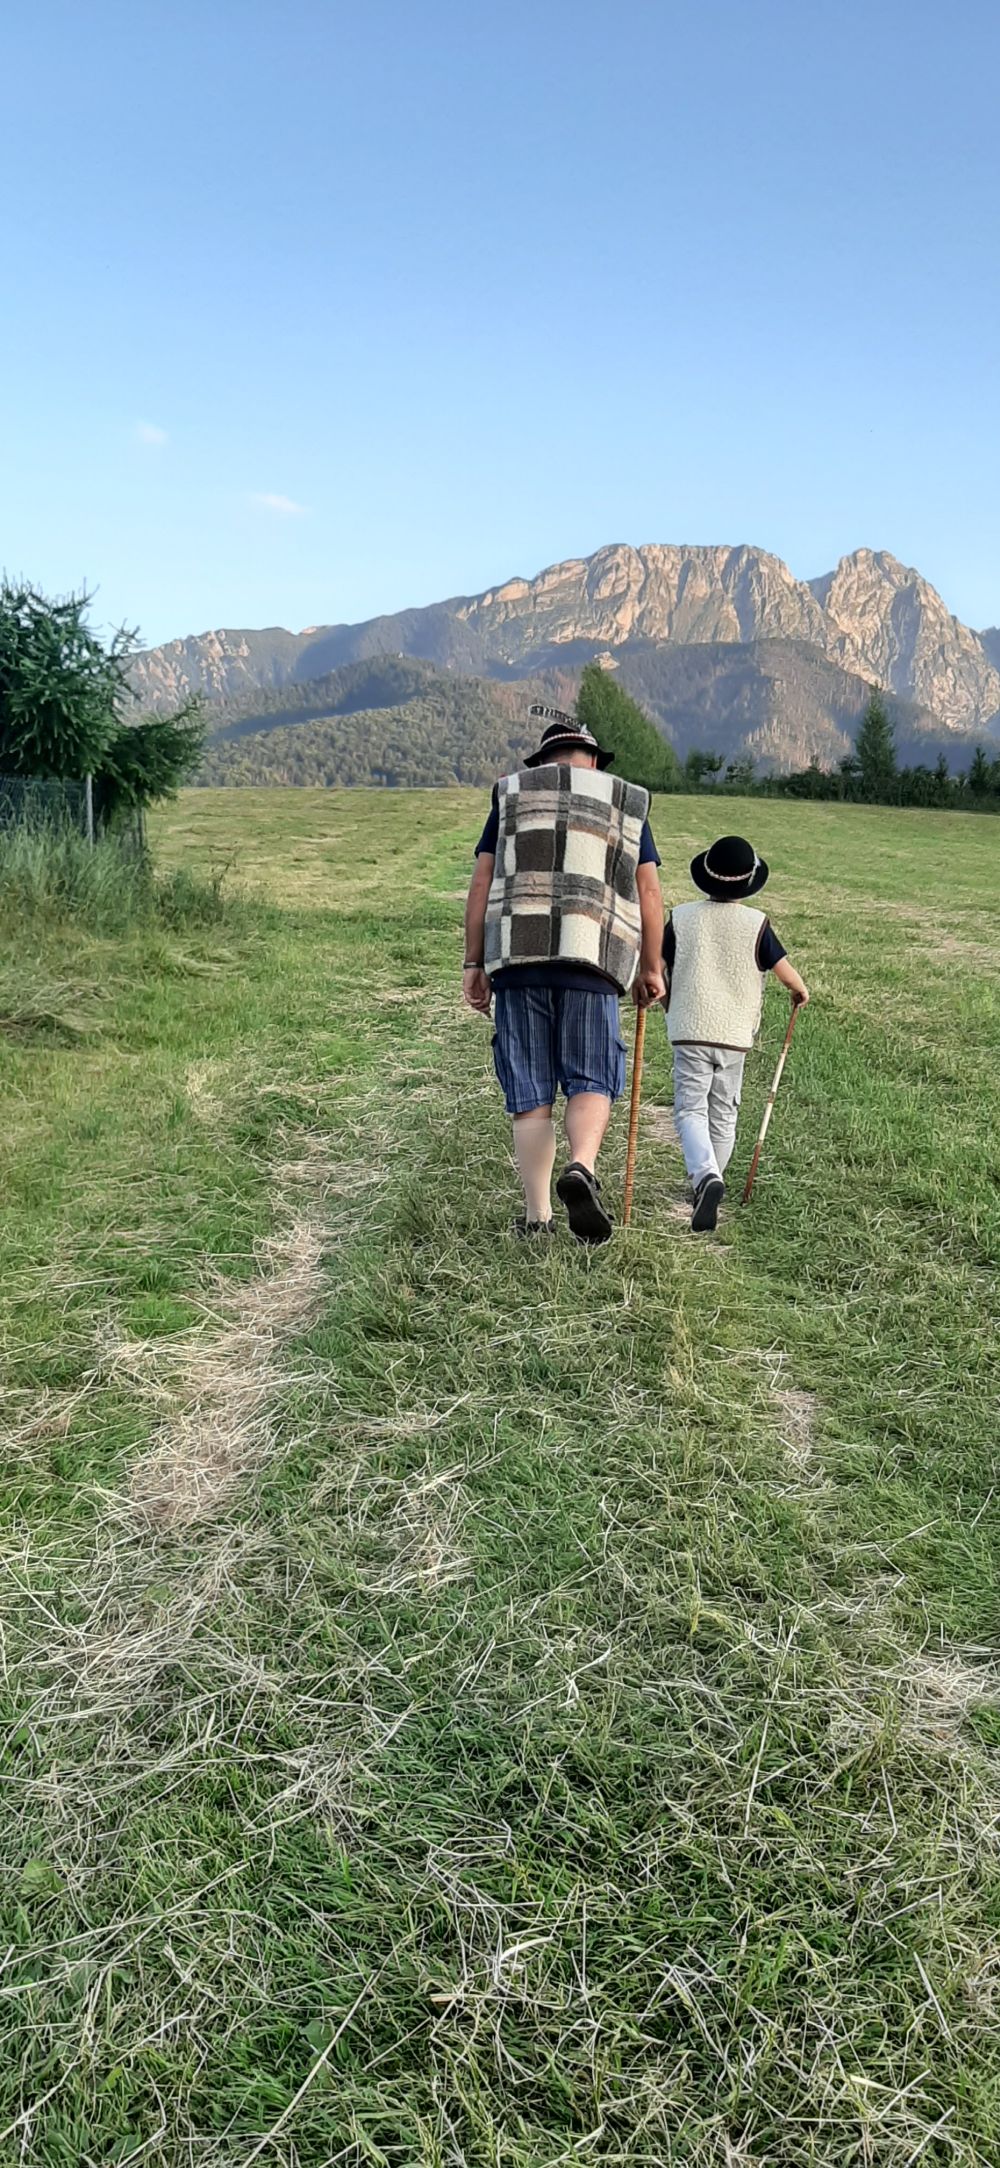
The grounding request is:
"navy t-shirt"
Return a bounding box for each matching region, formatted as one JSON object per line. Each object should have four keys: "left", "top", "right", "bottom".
{"left": 474, "top": 787, "right": 661, "bottom": 994}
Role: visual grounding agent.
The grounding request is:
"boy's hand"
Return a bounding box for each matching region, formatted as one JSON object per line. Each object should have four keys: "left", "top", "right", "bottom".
{"left": 774, "top": 958, "right": 809, "bottom": 1008}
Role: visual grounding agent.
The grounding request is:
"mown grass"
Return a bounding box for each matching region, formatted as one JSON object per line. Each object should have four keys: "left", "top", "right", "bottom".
{"left": 0, "top": 788, "right": 998, "bottom": 2166}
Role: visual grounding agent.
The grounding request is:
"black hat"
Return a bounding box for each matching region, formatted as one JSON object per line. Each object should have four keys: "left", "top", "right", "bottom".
{"left": 523, "top": 703, "right": 614, "bottom": 770}
{"left": 690, "top": 834, "right": 769, "bottom": 899}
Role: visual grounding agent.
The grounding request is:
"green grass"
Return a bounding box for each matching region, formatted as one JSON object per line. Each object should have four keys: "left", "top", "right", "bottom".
{"left": 1, "top": 787, "right": 998, "bottom": 2165}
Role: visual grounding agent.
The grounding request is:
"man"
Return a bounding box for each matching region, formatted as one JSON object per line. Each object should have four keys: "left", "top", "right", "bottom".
{"left": 462, "top": 703, "right": 665, "bottom": 1244}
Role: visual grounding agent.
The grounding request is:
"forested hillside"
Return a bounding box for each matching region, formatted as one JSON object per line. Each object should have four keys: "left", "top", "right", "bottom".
{"left": 199, "top": 690, "right": 533, "bottom": 788}
{"left": 208, "top": 655, "right": 572, "bottom": 742}
{"left": 195, "top": 643, "right": 979, "bottom": 788}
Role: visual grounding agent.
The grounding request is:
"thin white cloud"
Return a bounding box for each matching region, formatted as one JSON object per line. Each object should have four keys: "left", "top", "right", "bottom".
{"left": 134, "top": 420, "right": 168, "bottom": 446}
{"left": 249, "top": 491, "right": 308, "bottom": 517}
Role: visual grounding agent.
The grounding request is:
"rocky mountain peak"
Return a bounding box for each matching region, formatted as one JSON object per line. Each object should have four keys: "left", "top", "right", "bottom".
{"left": 453, "top": 542, "right": 829, "bottom": 660}
{"left": 808, "top": 550, "right": 1000, "bottom": 730}
{"left": 130, "top": 541, "right": 1000, "bottom": 740}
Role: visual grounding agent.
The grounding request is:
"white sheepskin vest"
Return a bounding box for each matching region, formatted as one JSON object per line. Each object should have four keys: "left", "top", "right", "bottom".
{"left": 667, "top": 899, "right": 768, "bottom": 1049}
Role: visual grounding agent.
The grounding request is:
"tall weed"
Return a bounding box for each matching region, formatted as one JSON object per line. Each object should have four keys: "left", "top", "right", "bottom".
{"left": 0, "top": 822, "right": 234, "bottom": 933}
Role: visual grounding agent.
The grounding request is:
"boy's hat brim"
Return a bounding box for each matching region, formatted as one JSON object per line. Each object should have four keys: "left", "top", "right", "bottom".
{"left": 690, "top": 846, "right": 769, "bottom": 898}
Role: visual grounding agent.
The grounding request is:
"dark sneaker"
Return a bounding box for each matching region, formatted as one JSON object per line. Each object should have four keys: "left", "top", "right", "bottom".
{"left": 691, "top": 1176, "right": 724, "bottom": 1232}
{"left": 514, "top": 1217, "right": 556, "bottom": 1238}
{"left": 556, "top": 1162, "right": 614, "bottom": 1246}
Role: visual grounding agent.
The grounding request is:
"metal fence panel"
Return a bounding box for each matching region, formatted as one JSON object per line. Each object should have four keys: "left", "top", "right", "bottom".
{"left": 0, "top": 776, "right": 88, "bottom": 832}
{"left": 0, "top": 777, "right": 146, "bottom": 855}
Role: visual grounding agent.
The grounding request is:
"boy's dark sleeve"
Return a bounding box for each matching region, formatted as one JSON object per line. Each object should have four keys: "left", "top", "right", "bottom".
{"left": 756, "top": 919, "right": 787, "bottom": 970}
{"left": 662, "top": 913, "right": 676, "bottom": 974}
{"left": 475, "top": 784, "right": 500, "bottom": 858}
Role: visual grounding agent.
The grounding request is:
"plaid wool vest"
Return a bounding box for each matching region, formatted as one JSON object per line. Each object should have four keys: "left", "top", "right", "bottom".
{"left": 483, "top": 764, "right": 650, "bottom": 993}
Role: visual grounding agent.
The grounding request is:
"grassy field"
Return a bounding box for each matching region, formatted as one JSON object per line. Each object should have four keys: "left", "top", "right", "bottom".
{"left": 2, "top": 785, "right": 999, "bottom": 2167}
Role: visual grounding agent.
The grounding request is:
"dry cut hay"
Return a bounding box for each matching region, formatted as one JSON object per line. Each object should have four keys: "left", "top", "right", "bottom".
{"left": 123, "top": 1214, "right": 328, "bottom": 1529}
{"left": 102, "top": 1088, "right": 394, "bottom": 1539}
{"left": 753, "top": 1348, "right": 821, "bottom": 1479}
{"left": 0, "top": 1122, "right": 380, "bottom": 1817}
{"left": 184, "top": 1056, "right": 231, "bottom": 1124}
{"left": 775, "top": 1386, "right": 819, "bottom": 1470}
{"left": 111, "top": 1113, "right": 390, "bottom": 1531}
{"left": 353, "top": 1455, "right": 473, "bottom": 1597}
{"left": 901, "top": 1650, "right": 1000, "bottom": 1751}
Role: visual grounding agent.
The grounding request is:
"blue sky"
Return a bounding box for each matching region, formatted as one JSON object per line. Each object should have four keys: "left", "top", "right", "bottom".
{"left": 3, "top": 0, "right": 998, "bottom": 649}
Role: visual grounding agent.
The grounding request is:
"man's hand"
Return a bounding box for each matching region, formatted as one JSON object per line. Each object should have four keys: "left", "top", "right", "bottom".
{"left": 633, "top": 965, "right": 666, "bottom": 1008}
{"left": 792, "top": 986, "right": 810, "bottom": 1008}
{"left": 636, "top": 864, "right": 665, "bottom": 1005}
{"left": 463, "top": 857, "right": 493, "bottom": 1014}
{"left": 462, "top": 965, "right": 492, "bottom": 1015}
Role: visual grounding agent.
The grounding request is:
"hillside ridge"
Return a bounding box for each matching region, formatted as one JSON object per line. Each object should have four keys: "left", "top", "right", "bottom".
{"left": 195, "top": 640, "right": 980, "bottom": 790}
{"left": 131, "top": 543, "right": 1000, "bottom": 755}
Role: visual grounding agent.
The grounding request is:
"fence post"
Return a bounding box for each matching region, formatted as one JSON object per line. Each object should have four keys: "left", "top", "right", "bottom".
{"left": 84, "top": 773, "right": 94, "bottom": 846}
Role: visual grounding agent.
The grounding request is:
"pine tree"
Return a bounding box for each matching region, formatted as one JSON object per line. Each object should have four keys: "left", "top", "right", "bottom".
{"left": 575, "top": 663, "right": 681, "bottom": 794}
{"left": 0, "top": 580, "right": 204, "bottom": 819}
{"left": 684, "top": 749, "right": 725, "bottom": 791}
{"left": 855, "top": 690, "right": 897, "bottom": 800}
{"left": 0, "top": 582, "right": 133, "bottom": 778}
{"left": 968, "top": 744, "right": 992, "bottom": 796}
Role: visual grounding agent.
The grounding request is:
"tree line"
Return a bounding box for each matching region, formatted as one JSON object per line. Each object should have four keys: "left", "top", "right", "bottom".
{"left": 576, "top": 666, "right": 1000, "bottom": 813}
{"left": 764, "top": 693, "right": 1000, "bottom": 811}
{"left": 198, "top": 684, "right": 541, "bottom": 790}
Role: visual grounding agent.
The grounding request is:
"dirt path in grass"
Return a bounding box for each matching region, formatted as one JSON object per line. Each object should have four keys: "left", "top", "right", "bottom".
{"left": 4, "top": 1142, "right": 342, "bottom": 1744}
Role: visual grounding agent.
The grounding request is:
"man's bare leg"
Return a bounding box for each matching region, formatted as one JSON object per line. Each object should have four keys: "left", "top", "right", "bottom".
{"left": 512, "top": 1108, "right": 557, "bottom": 1223}
{"left": 564, "top": 1091, "right": 612, "bottom": 1174}
{"left": 556, "top": 1092, "right": 615, "bottom": 1243}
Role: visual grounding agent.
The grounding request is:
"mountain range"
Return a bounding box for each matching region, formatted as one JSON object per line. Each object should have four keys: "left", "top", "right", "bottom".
{"left": 195, "top": 641, "right": 968, "bottom": 791}
{"left": 131, "top": 545, "right": 1000, "bottom": 783}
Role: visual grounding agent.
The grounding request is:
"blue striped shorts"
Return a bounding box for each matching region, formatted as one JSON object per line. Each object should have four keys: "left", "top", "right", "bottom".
{"left": 492, "top": 987, "right": 627, "bottom": 1115}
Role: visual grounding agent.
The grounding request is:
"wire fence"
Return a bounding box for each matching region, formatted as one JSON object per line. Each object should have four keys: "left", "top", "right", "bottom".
{"left": 0, "top": 776, "right": 88, "bottom": 832}
{"left": 0, "top": 776, "right": 146, "bottom": 854}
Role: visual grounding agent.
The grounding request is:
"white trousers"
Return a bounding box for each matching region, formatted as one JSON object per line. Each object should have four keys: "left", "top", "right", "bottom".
{"left": 672, "top": 1043, "right": 746, "bottom": 1189}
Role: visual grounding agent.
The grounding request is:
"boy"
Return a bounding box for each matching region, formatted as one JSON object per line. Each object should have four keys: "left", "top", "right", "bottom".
{"left": 662, "top": 834, "right": 808, "bottom": 1231}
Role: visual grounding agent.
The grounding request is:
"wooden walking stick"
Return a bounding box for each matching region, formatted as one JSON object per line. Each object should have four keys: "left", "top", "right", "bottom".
{"left": 741, "top": 1001, "right": 801, "bottom": 1206}
{"left": 622, "top": 1004, "right": 647, "bottom": 1228}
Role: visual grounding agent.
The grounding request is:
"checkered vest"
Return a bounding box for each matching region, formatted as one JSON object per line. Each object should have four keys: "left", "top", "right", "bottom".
{"left": 484, "top": 764, "right": 650, "bottom": 993}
